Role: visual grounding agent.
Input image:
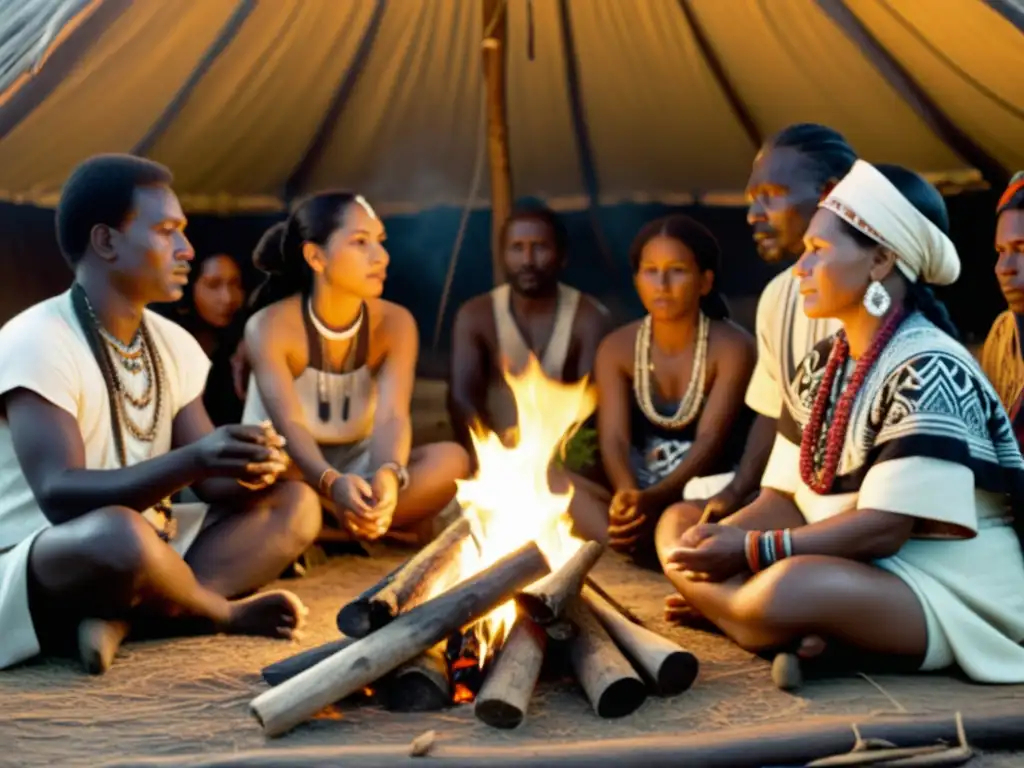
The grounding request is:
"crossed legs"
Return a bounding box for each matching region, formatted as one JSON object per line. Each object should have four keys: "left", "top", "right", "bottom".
{"left": 27, "top": 480, "right": 321, "bottom": 659}
{"left": 654, "top": 497, "right": 929, "bottom": 668}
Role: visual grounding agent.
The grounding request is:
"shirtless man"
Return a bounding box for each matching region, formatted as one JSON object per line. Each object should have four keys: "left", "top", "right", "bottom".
{"left": 0, "top": 155, "right": 320, "bottom": 674}
{"left": 448, "top": 206, "right": 611, "bottom": 448}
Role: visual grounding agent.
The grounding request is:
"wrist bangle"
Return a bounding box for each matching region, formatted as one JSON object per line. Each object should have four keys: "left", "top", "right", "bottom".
{"left": 379, "top": 461, "right": 409, "bottom": 491}
{"left": 318, "top": 468, "right": 341, "bottom": 497}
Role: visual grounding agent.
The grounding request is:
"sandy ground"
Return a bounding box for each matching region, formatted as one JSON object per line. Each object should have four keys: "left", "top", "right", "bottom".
{"left": 2, "top": 547, "right": 1022, "bottom": 768}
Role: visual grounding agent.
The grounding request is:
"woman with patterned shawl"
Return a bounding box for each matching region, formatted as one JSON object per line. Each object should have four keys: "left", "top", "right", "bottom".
{"left": 654, "top": 160, "right": 1024, "bottom": 683}
{"left": 981, "top": 171, "right": 1024, "bottom": 445}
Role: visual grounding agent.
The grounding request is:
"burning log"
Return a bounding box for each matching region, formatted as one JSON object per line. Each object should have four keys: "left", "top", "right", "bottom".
{"left": 336, "top": 516, "right": 473, "bottom": 637}
{"left": 251, "top": 541, "right": 549, "bottom": 737}
{"left": 261, "top": 638, "right": 356, "bottom": 687}
{"left": 565, "top": 597, "right": 647, "bottom": 718}
{"left": 474, "top": 618, "right": 547, "bottom": 729}
{"left": 446, "top": 625, "right": 489, "bottom": 703}
{"left": 380, "top": 644, "right": 450, "bottom": 712}
{"left": 582, "top": 586, "right": 698, "bottom": 696}
{"left": 516, "top": 540, "right": 604, "bottom": 624}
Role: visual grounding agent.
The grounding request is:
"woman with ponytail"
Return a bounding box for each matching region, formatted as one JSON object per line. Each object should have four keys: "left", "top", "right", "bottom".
{"left": 243, "top": 192, "right": 469, "bottom": 545}
{"left": 658, "top": 162, "right": 1024, "bottom": 684}
{"left": 596, "top": 215, "right": 756, "bottom": 561}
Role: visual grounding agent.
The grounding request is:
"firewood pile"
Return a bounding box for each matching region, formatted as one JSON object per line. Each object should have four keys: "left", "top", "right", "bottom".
{"left": 251, "top": 517, "right": 698, "bottom": 737}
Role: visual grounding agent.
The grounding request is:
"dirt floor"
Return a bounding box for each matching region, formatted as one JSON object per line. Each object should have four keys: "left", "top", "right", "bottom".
{"left": 2, "top": 546, "right": 1023, "bottom": 768}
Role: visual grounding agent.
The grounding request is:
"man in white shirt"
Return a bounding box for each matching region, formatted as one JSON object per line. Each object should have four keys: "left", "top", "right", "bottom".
{"left": 696, "top": 125, "right": 857, "bottom": 518}
{"left": 0, "top": 155, "right": 321, "bottom": 673}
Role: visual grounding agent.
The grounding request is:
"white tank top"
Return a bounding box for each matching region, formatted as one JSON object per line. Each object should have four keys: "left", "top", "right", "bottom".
{"left": 243, "top": 302, "right": 376, "bottom": 446}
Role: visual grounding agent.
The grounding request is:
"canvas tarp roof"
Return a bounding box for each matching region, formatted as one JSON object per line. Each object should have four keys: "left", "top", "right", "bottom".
{"left": 0, "top": 0, "right": 1019, "bottom": 215}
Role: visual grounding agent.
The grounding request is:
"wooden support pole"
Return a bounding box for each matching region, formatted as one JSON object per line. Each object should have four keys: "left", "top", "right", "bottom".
{"left": 261, "top": 638, "right": 356, "bottom": 687}
{"left": 582, "top": 586, "right": 698, "bottom": 696}
{"left": 482, "top": 0, "right": 512, "bottom": 286}
{"left": 251, "top": 542, "right": 549, "bottom": 737}
{"left": 474, "top": 619, "right": 547, "bottom": 729}
{"left": 517, "top": 540, "right": 604, "bottom": 624}
{"left": 565, "top": 597, "right": 647, "bottom": 718}
{"left": 336, "top": 516, "right": 472, "bottom": 637}
{"left": 380, "top": 643, "right": 451, "bottom": 712}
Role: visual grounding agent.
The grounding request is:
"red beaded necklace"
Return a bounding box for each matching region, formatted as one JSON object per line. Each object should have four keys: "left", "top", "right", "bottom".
{"left": 799, "top": 308, "right": 906, "bottom": 493}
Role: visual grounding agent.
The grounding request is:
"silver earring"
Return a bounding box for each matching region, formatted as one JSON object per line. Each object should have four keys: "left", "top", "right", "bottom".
{"left": 863, "top": 280, "right": 891, "bottom": 317}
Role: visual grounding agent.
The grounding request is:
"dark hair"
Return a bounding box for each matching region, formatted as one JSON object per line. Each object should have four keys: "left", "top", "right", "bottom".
{"left": 55, "top": 153, "right": 174, "bottom": 267}
{"left": 248, "top": 191, "right": 357, "bottom": 314}
{"left": 835, "top": 163, "right": 958, "bottom": 339}
{"left": 500, "top": 205, "right": 568, "bottom": 257}
{"left": 996, "top": 171, "right": 1024, "bottom": 216}
{"left": 628, "top": 214, "right": 730, "bottom": 320}
{"left": 766, "top": 123, "right": 857, "bottom": 187}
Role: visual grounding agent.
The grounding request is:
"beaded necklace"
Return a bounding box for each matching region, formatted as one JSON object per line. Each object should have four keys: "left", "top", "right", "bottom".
{"left": 799, "top": 308, "right": 906, "bottom": 493}
{"left": 633, "top": 311, "right": 709, "bottom": 430}
{"left": 70, "top": 284, "right": 173, "bottom": 537}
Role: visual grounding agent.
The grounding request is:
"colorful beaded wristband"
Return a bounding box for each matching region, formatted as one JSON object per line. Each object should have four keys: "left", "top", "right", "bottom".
{"left": 745, "top": 529, "right": 794, "bottom": 572}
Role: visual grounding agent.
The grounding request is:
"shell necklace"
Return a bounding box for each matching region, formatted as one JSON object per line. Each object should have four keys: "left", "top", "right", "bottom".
{"left": 633, "top": 311, "right": 709, "bottom": 429}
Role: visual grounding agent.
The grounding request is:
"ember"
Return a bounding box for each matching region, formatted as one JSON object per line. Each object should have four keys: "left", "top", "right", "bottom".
{"left": 446, "top": 625, "right": 489, "bottom": 704}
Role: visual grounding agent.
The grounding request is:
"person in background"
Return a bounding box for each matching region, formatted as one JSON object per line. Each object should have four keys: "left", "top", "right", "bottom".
{"left": 244, "top": 192, "right": 469, "bottom": 547}
{"left": 658, "top": 162, "right": 1024, "bottom": 684}
{"left": 160, "top": 251, "right": 248, "bottom": 425}
{"left": 447, "top": 206, "right": 611, "bottom": 476}
{"left": 981, "top": 171, "right": 1024, "bottom": 443}
{"left": 0, "top": 155, "right": 319, "bottom": 674}
{"left": 595, "top": 215, "right": 755, "bottom": 564}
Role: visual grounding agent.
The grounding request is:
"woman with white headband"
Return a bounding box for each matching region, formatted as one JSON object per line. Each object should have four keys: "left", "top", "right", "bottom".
{"left": 656, "top": 161, "right": 1024, "bottom": 683}
{"left": 243, "top": 192, "right": 469, "bottom": 550}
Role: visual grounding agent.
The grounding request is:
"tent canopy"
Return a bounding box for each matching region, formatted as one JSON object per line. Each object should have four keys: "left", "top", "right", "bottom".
{"left": 0, "top": 0, "right": 1020, "bottom": 215}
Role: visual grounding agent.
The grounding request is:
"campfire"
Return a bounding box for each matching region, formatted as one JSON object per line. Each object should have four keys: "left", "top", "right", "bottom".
{"left": 251, "top": 358, "right": 699, "bottom": 737}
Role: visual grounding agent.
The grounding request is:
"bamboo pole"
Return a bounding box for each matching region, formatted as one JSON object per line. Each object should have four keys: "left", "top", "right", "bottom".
{"left": 565, "top": 597, "right": 647, "bottom": 718}
{"left": 516, "top": 540, "right": 604, "bottom": 624}
{"left": 582, "top": 586, "right": 698, "bottom": 696}
{"left": 474, "top": 618, "right": 547, "bottom": 729}
{"left": 251, "top": 542, "right": 549, "bottom": 737}
{"left": 482, "top": 0, "right": 512, "bottom": 286}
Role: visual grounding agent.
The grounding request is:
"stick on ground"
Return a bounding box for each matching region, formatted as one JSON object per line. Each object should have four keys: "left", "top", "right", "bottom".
{"left": 582, "top": 586, "right": 698, "bottom": 696}
{"left": 474, "top": 618, "right": 547, "bottom": 729}
{"left": 566, "top": 596, "right": 647, "bottom": 718}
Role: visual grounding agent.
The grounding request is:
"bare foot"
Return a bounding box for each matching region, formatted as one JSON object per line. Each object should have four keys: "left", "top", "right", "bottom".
{"left": 663, "top": 594, "right": 722, "bottom": 633}
{"left": 797, "top": 634, "right": 827, "bottom": 660}
{"left": 223, "top": 590, "right": 308, "bottom": 639}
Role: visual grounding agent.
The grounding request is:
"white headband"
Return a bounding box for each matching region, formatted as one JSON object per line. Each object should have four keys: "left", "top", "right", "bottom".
{"left": 818, "top": 160, "right": 960, "bottom": 287}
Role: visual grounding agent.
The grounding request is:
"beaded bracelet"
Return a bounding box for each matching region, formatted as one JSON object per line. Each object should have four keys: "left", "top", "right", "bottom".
{"left": 744, "top": 529, "right": 794, "bottom": 572}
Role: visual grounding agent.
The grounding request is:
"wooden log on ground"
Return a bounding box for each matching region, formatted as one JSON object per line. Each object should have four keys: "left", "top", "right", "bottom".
{"left": 585, "top": 576, "right": 644, "bottom": 626}
{"left": 335, "top": 561, "right": 406, "bottom": 637}
{"left": 368, "top": 516, "right": 473, "bottom": 626}
{"left": 335, "top": 515, "right": 472, "bottom": 638}
{"left": 261, "top": 638, "right": 356, "bottom": 687}
{"left": 251, "top": 541, "right": 549, "bottom": 737}
{"left": 474, "top": 618, "right": 547, "bottom": 729}
{"left": 380, "top": 643, "right": 450, "bottom": 712}
{"left": 565, "top": 596, "right": 646, "bottom": 718}
{"left": 582, "top": 586, "right": 698, "bottom": 696}
{"left": 516, "top": 540, "right": 603, "bottom": 624}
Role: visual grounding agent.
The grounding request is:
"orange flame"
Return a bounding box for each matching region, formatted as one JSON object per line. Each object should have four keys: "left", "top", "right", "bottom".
{"left": 451, "top": 355, "right": 596, "bottom": 652}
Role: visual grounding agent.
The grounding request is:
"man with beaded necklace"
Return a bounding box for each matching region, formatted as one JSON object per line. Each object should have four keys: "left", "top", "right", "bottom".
{"left": 0, "top": 154, "right": 322, "bottom": 674}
